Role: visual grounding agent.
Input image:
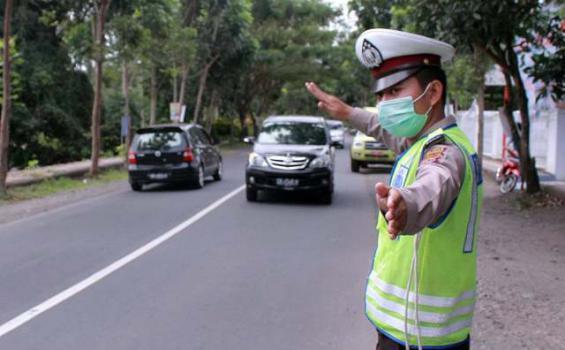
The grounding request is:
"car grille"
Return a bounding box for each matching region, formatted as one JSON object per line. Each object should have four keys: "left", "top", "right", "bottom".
{"left": 266, "top": 155, "right": 309, "bottom": 170}
{"left": 364, "top": 141, "right": 386, "bottom": 150}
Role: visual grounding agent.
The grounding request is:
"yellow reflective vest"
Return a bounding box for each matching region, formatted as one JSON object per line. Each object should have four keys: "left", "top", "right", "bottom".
{"left": 365, "top": 125, "right": 483, "bottom": 348}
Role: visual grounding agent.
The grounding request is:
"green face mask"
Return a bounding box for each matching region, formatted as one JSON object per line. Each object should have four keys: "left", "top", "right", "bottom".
{"left": 377, "top": 85, "right": 433, "bottom": 138}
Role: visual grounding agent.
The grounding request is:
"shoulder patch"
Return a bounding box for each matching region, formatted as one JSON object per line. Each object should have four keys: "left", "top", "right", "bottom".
{"left": 425, "top": 134, "right": 446, "bottom": 147}
{"left": 422, "top": 145, "right": 447, "bottom": 163}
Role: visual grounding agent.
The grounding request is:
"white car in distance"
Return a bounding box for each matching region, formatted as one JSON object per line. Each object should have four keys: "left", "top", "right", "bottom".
{"left": 327, "top": 120, "right": 345, "bottom": 149}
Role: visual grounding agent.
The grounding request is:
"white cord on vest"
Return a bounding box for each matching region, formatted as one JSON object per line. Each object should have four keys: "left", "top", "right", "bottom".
{"left": 413, "top": 233, "right": 423, "bottom": 349}
{"left": 403, "top": 232, "right": 423, "bottom": 350}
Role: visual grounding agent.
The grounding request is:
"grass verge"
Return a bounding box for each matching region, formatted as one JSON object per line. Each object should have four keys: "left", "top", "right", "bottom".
{"left": 0, "top": 168, "right": 127, "bottom": 205}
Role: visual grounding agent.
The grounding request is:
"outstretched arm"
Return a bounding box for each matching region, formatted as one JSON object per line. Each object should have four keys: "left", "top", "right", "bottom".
{"left": 305, "top": 81, "right": 406, "bottom": 154}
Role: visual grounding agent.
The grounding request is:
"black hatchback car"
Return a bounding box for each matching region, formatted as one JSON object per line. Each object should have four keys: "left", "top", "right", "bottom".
{"left": 128, "top": 124, "right": 222, "bottom": 191}
{"left": 244, "top": 116, "right": 337, "bottom": 204}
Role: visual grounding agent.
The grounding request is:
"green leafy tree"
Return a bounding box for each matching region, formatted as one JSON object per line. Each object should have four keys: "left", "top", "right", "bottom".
{"left": 4, "top": 0, "right": 93, "bottom": 171}
{"left": 522, "top": 14, "right": 564, "bottom": 102}
{"left": 192, "top": 0, "right": 253, "bottom": 124}
{"left": 409, "top": 0, "right": 564, "bottom": 193}
{"left": 222, "top": 0, "right": 340, "bottom": 137}
{"left": 108, "top": 2, "right": 146, "bottom": 149}
{"left": 137, "top": 0, "right": 176, "bottom": 125}
{"left": 166, "top": 25, "right": 197, "bottom": 108}
{"left": 59, "top": 0, "right": 112, "bottom": 175}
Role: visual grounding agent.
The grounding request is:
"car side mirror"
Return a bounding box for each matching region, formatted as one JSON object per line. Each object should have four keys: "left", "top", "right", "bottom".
{"left": 243, "top": 136, "right": 255, "bottom": 144}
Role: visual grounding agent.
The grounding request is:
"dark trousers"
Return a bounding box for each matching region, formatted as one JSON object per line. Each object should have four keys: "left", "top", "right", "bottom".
{"left": 376, "top": 332, "right": 470, "bottom": 350}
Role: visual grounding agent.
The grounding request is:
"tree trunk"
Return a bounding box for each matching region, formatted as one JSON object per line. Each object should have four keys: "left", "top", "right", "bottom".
{"left": 172, "top": 67, "right": 178, "bottom": 103}
{"left": 122, "top": 61, "right": 131, "bottom": 164}
{"left": 150, "top": 65, "right": 157, "bottom": 125}
{"left": 193, "top": 58, "right": 218, "bottom": 124}
{"left": 238, "top": 110, "right": 247, "bottom": 139}
{"left": 473, "top": 45, "right": 487, "bottom": 170}
{"left": 89, "top": 0, "right": 111, "bottom": 177}
{"left": 507, "top": 45, "right": 541, "bottom": 194}
{"left": 0, "top": 0, "right": 13, "bottom": 196}
{"left": 502, "top": 72, "right": 521, "bottom": 153}
{"left": 193, "top": 16, "right": 220, "bottom": 124}
{"left": 178, "top": 63, "right": 188, "bottom": 108}
{"left": 512, "top": 72, "right": 541, "bottom": 193}
{"left": 476, "top": 75, "right": 485, "bottom": 170}
{"left": 250, "top": 113, "right": 258, "bottom": 137}
{"left": 205, "top": 89, "right": 218, "bottom": 133}
{"left": 139, "top": 73, "right": 146, "bottom": 127}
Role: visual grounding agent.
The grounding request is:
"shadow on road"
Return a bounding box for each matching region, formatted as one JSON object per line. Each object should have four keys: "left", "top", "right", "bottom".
{"left": 357, "top": 165, "right": 393, "bottom": 175}
{"left": 139, "top": 179, "right": 218, "bottom": 192}
{"left": 254, "top": 191, "right": 330, "bottom": 206}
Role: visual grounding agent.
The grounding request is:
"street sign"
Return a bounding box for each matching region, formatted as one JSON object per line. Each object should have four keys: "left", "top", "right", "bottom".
{"left": 180, "top": 105, "right": 186, "bottom": 123}
{"left": 170, "top": 102, "right": 181, "bottom": 122}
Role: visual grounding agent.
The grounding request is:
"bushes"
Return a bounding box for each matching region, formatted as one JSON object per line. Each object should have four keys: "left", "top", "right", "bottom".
{"left": 210, "top": 117, "right": 242, "bottom": 143}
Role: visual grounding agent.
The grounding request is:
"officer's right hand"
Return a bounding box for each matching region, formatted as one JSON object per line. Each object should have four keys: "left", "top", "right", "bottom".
{"left": 375, "top": 182, "right": 407, "bottom": 240}
{"left": 304, "top": 82, "right": 353, "bottom": 120}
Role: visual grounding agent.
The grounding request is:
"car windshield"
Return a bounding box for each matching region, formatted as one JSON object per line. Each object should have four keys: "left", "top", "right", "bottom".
{"left": 134, "top": 130, "right": 185, "bottom": 151}
{"left": 257, "top": 122, "right": 327, "bottom": 145}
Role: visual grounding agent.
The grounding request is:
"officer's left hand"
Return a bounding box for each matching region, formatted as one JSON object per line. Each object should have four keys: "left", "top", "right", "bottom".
{"left": 375, "top": 182, "right": 407, "bottom": 239}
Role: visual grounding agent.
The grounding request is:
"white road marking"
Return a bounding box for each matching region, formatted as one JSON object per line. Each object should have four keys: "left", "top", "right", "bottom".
{"left": 0, "top": 184, "right": 246, "bottom": 338}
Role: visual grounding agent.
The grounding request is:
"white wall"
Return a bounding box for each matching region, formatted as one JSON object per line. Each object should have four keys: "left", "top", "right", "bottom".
{"left": 546, "top": 108, "right": 565, "bottom": 180}
{"left": 456, "top": 107, "right": 560, "bottom": 173}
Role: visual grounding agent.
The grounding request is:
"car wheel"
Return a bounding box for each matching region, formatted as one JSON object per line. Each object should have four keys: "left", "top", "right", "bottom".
{"left": 130, "top": 182, "right": 142, "bottom": 191}
{"left": 351, "top": 159, "right": 360, "bottom": 173}
{"left": 319, "top": 191, "right": 332, "bottom": 205}
{"left": 193, "top": 164, "right": 205, "bottom": 189}
{"left": 246, "top": 187, "right": 258, "bottom": 202}
{"left": 213, "top": 160, "right": 223, "bottom": 181}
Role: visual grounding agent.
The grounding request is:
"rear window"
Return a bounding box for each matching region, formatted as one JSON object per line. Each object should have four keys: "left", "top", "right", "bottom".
{"left": 134, "top": 130, "right": 186, "bottom": 151}
{"left": 257, "top": 122, "right": 327, "bottom": 145}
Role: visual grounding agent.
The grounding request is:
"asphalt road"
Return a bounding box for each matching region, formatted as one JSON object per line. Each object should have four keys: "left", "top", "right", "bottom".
{"left": 0, "top": 140, "right": 392, "bottom": 350}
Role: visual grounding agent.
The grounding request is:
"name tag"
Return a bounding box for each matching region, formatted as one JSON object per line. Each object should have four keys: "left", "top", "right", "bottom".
{"left": 392, "top": 164, "right": 409, "bottom": 188}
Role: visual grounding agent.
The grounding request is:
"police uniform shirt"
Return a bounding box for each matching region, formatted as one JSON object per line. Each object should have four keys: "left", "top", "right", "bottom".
{"left": 349, "top": 107, "right": 466, "bottom": 234}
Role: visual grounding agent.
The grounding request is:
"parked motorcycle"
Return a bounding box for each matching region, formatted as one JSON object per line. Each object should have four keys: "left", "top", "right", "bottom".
{"left": 496, "top": 136, "right": 521, "bottom": 193}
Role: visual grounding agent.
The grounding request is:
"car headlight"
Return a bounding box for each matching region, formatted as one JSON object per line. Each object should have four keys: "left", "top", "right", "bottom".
{"left": 309, "top": 156, "right": 331, "bottom": 168}
{"left": 248, "top": 152, "right": 268, "bottom": 167}
{"left": 353, "top": 142, "right": 363, "bottom": 147}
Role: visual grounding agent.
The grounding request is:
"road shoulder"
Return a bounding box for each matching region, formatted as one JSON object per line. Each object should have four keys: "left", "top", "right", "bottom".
{"left": 0, "top": 181, "right": 129, "bottom": 226}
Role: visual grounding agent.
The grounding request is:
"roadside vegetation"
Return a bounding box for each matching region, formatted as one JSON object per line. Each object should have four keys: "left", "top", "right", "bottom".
{"left": 0, "top": 168, "right": 127, "bottom": 205}
{"left": 0, "top": 140, "right": 247, "bottom": 204}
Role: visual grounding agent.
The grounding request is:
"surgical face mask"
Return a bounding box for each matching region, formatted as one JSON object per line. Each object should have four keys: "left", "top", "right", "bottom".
{"left": 377, "top": 84, "right": 433, "bottom": 138}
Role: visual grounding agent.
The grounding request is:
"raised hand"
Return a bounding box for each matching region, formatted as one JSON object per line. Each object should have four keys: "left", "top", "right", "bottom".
{"left": 375, "top": 182, "right": 407, "bottom": 239}
{"left": 304, "top": 82, "right": 353, "bottom": 120}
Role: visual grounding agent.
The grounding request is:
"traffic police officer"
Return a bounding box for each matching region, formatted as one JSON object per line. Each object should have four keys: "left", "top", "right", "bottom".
{"left": 306, "top": 29, "right": 483, "bottom": 350}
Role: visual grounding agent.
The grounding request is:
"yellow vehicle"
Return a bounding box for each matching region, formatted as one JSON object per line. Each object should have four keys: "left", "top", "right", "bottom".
{"left": 350, "top": 131, "right": 395, "bottom": 172}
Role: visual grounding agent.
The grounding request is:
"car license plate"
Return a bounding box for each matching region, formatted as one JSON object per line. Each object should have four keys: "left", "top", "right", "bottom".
{"left": 149, "top": 173, "right": 169, "bottom": 180}
{"left": 276, "top": 178, "right": 299, "bottom": 187}
{"left": 371, "top": 151, "right": 385, "bottom": 157}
